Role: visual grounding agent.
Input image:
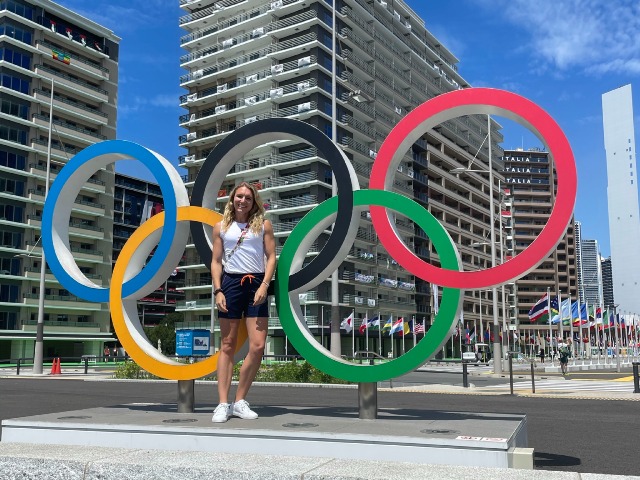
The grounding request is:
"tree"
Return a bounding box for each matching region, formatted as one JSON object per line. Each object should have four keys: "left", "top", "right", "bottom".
{"left": 143, "top": 312, "right": 184, "bottom": 355}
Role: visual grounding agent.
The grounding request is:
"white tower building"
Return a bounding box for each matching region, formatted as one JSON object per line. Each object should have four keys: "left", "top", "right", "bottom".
{"left": 602, "top": 84, "right": 640, "bottom": 312}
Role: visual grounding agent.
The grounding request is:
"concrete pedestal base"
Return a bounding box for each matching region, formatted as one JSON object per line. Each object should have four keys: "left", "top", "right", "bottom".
{"left": 1, "top": 404, "right": 530, "bottom": 469}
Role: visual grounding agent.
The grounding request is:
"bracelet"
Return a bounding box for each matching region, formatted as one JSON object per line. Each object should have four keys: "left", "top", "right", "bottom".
{"left": 262, "top": 281, "right": 269, "bottom": 288}
{"left": 213, "top": 288, "right": 223, "bottom": 295}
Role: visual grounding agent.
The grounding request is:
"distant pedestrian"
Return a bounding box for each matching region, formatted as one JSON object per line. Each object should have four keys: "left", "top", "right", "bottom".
{"left": 559, "top": 342, "right": 571, "bottom": 375}
{"left": 539, "top": 347, "right": 545, "bottom": 364}
{"left": 104, "top": 346, "right": 110, "bottom": 362}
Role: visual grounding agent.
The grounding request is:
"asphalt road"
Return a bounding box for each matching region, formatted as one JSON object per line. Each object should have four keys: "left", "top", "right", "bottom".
{"left": 0, "top": 377, "right": 637, "bottom": 476}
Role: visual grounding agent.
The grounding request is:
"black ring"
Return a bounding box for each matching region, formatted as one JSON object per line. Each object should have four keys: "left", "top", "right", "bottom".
{"left": 190, "top": 118, "right": 358, "bottom": 291}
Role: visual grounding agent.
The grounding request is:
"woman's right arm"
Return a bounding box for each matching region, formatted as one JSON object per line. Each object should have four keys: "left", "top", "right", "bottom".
{"left": 211, "top": 222, "right": 227, "bottom": 313}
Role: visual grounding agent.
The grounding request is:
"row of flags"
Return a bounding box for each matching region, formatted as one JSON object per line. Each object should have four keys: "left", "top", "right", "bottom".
{"left": 340, "top": 313, "right": 425, "bottom": 335}
{"left": 528, "top": 293, "right": 637, "bottom": 329}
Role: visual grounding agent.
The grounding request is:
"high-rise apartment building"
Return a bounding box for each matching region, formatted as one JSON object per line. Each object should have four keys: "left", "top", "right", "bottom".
{"left": 113, "top": 173, "right": 185, "bottom": 326}
{"left": 578, "top": 237, "right": 602, "bottom": 307}
{"left": 0, "top": 0, "right": 119, "bottom": 360}
{"left": 177, "top": 0, "right": 506, "bottom": 356}
{"left": 602, "top": 84, "right": 640, "bottom": 314}
{"left": 502, "top": 148, "right": 578, "bottom": 325}
{"left": 601, "top": 256, "right": 614, "bottom": 308}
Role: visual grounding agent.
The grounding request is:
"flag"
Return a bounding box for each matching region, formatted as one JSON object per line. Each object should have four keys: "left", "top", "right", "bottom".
{"left": 340, "top": 312, "right": 353, "bottom": 333}
{"left": 381, "top": 316, "right": 393, "bottom": 334}
{"left": 550, "top": 299, "right": 571, "bottom": 324}
{"left": 528, "top": 294, "right": 558, "bottom": 323}
{"left": 52, "top": 49, "right": 71, "bottom": 65}
{"left": 368, "top": 316, "right": 380, "bottom": 330}
{"left": 359, "top": 316, "right": 369, "bottom": 334}
{"left": 414, "top": 322, "right": 425, "bottom": 334}
{"left": 389, "top": 317, "right": 404, "bottom": 335}
{"left": 402, "top": 320, "right": 410, "bottom": 335}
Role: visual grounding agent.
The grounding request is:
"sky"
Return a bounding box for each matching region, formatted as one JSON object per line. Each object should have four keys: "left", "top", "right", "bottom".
{"left": 56, "top": 0, "right": 640, "bottom": 257}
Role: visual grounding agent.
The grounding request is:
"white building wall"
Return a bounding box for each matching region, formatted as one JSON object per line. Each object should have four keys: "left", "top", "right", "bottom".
{"left": 602, "top": 84, "right": 640, "bottom": 313}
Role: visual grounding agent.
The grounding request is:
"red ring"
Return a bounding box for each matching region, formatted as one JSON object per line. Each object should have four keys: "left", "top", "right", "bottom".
{"left": 370, "top": 88, "right": 577, "bottom": 289}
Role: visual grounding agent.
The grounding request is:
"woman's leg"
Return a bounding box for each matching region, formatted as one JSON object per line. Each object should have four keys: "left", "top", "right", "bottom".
{"left": 235, "top": 316, "right": 268, "bottom": 401}
{"left": 217, "top": 318, "right": 240, "bottom": 403}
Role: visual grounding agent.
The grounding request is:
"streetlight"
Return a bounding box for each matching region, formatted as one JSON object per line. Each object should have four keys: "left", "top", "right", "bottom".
{"left": 450, "top": 116, "right": 502, "bottom": 374}
{"left": 31, "top": 79, "right": 55, "bottom": 375}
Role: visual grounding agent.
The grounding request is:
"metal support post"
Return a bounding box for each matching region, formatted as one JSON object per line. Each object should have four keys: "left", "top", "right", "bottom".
{"left": 84, "top": 357, "right": 89, "bottom": 375}
{"left": 509, "top": 353, "right": 514, "bottom": 395}
{"left": 16, "top": 359, "right": 20, "bottom": 376}
{"left": 633, "top": 362, "right": 640, "bottom": 394}
{"left": 531, "top": 362, "right": 535, "bottom": 394}
{"left": 177, "top": 380, "right": 195, "bottom": 413}
{"left": 358, "top": 382, "right": 377, "bottom": 419}
{"left": 462, "top": 361, "right": 469, "bottom": 388}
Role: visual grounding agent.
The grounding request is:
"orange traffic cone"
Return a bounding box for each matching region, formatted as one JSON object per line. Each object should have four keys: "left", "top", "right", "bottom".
{"left": 51, "top": 357, "right": 61, "bottom": 375}
{"left": 55, "top": 357, "right": 62, "bottom": 374}
{"left": 49, "top": 358, "right": 57, "bottom": 375}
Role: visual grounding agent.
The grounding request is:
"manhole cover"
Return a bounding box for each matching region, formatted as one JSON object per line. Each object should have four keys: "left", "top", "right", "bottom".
{"left": 421, "top": 429, "right": 459, "bottom": 435}
{"left": 57, "top": 416, "right": 92, "bottom": 420}
{"left": 282, "top": 422, "right": 319, "bottom": 429}
{"left": 162, "top": 418, "right": 198, "bottom": 423}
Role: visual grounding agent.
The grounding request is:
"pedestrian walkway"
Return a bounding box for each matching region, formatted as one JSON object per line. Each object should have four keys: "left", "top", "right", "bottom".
{"left": 490, "top": 378, "right": 636, "bottom": 395}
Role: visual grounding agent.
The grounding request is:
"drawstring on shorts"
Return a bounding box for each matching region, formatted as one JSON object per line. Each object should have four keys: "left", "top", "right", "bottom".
{"left": 240, "top": 274, "right": 257, "bottom": 286}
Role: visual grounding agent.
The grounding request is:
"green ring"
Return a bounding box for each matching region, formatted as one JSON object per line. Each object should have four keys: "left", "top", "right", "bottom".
{"left": 275, "top": 189, "right": 462, "bottom": 382}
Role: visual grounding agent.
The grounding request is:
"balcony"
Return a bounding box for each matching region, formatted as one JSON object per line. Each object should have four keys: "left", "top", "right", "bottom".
{"left": 181, "top": 9, "right": 318, "bottom": 67}
{"left": 35, "top": 40, "right": 109, "bottom": 80}
{"left": 32, "top": 114, "right": 106, "bottom": 143}
{"left": 180, "top": 34, "right": 317, "bottom": 86}
{"left": 33, "top": 89, "right": 108, "bottom": 125}
{"left": 35, "top": 64, "right": 109, "bottom": 103}
{"left": 22, "top": 293, "right": 101, "bottom": 311}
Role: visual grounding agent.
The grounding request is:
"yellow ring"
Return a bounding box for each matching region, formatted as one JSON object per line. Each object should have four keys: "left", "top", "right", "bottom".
{"left": 110, "top": 205, "right": 248, "bottom": 380}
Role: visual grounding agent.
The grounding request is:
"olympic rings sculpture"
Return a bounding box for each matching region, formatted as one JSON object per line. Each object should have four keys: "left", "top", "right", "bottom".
{"left": 41, "top": 88, "right": 577, "bottom": 382}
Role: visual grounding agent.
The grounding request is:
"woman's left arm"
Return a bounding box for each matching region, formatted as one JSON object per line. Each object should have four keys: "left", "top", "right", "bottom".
{"left": 254, "top": 220, "right": 276, "bottom": 305}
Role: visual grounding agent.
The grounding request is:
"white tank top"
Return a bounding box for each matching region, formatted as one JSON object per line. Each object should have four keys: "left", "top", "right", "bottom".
{"left": 220, "top": 221, "right": 265, "bottom": 274}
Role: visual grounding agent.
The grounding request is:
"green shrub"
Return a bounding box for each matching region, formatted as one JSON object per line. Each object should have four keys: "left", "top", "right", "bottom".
{"left": 113, "top": 360, "right": 159, "bottom": 379}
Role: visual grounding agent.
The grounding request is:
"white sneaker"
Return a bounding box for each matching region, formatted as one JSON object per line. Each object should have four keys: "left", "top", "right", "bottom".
{"left": 232, "top": 399, "right": 258, "bottom": 419}
{"left": 211, "top": 403, "right": 231, "bottom": 423}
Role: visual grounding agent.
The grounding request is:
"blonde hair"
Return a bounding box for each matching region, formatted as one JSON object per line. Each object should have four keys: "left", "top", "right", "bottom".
{"left": 221, "top": 182, "right": 265, "bottom": 234}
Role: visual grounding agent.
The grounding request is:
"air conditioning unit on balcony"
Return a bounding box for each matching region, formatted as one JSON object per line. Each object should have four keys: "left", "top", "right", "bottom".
{"left": 217, "top": 84, "right": 227, "bottom": 94}
{"left": 186, "top": 132, "right": 196, "bottom": 141}
{"left": 245, "top": 116, "right": 257, "bottom": 124}
{"left": 297, "top": 102, "right": 311, "bottom": 113}
{"left": 192, "top": 69, "right": 204, "bottom": 79}
{"left": 271, "top": 64, "right": 283, "bottom": 75}
{"left": 215, "top": 105, "right": 227, "bottom": 114}
{"left": 269, "top": 0, "right": 283, "bottom": 10}
{"left": 298, "top": 56, "right": 311, "bottom": 68}
{"left": 269, "top": 88, "right": 283, "bottom": 99}
{"left": 186, "top": 93, "right": 197, "bottom": 102}
{"left": 246, "top": 73, "right": 258, "bottom": 83}
{"left": 184, "top": 155, "right": 195, "bottom": 163}
{"left": 245, "top": 96, "right": 258, "bottom": 106}
{"left": 297, "top": 81, "right": 310, "bottom": 93}
{"left": 222, "top": 38, "right": 234, "bottom": 49}
{"left": 251, "top": 27, "right": 264, "bottom": 39}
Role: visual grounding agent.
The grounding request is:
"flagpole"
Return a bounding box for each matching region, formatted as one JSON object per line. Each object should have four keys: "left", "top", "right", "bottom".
{"left": 352, "top": 309, "right": 355, "bottom": 358}
{"left": 378, "top": 311, "right": 382, "bottom": 356}
{"left": 321, "top": 306, "right": 324, "bottom": 349}
{"left": 391, "top": 315, "right": 394, "bottom": 359}
{"left": 412, "top": 315, "right": 416, "bottom": 348}
{"left": 546, "top": 288, "right": 551, "bottom": 364}
{"left": 365, "top": 309, "right": 369, "bottom": 352}
{"left": 585, "top": 298, "right": 591, "bottom": 364}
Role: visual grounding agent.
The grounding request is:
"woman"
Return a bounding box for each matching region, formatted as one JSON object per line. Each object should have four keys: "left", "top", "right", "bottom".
{"left": 210, "top": 182, "right": 276, "bottom": 423}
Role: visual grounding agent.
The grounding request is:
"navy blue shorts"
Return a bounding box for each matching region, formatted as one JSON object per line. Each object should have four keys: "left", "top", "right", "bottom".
{"left": 217, "top": 272, "right": 269, "bottom": 319}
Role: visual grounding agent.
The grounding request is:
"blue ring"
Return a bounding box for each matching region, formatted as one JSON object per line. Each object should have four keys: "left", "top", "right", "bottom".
{"left": 42, "top": 140, "right": 178, "bottom": 303}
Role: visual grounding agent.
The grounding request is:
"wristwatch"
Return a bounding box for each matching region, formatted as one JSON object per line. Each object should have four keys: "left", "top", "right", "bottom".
{"left": 213, "top": 288, "right": 223, "bottom": 295}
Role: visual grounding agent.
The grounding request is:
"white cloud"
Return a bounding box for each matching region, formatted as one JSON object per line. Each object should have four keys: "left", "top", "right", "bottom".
{"left": 477, "top": 0, "right": 640, "bottom": 76}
